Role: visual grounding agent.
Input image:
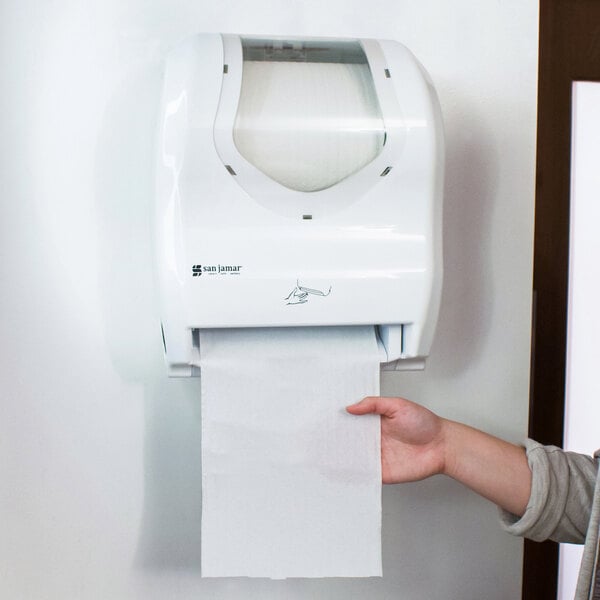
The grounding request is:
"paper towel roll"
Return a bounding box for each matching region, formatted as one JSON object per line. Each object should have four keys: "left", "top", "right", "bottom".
{"left": 200, "top": 326, "right": 382, "bottom": 578}
{"left": 233, "top": 61, "right": 385, "bottom": 193}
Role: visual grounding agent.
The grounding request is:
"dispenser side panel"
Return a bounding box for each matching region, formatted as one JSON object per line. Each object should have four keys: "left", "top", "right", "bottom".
{"left": 377, "top": 39, "right": 445, "bottom": 358}
{"left": 155, "top": 33, "right": 225, "bottom": 373}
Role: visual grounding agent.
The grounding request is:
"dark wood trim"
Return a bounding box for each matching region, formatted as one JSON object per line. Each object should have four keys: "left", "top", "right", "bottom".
{"left": 524, "top": 1, "right": 600, "bottom": 598}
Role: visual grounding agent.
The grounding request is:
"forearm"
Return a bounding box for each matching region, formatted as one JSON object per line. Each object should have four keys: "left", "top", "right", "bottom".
{"left": 441, "top": 420, "right": 532, "bottom": 517}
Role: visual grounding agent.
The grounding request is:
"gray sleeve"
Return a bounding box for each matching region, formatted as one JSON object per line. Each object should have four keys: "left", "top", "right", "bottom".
{"left": 499, "top": 439, "right": 598, "bottom": 544}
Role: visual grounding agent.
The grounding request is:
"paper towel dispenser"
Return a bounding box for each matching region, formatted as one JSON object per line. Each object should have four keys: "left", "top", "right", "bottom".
{"left": 155, "top": 33, "right": 444, "bottom": 376}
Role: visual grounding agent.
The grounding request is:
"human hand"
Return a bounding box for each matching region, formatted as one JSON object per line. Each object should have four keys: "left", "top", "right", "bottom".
{"left": 347, "top": 396, "right": 532, "bottom": 516}
{"left": 346, "top": 396, "right": 447, "bottom": 484}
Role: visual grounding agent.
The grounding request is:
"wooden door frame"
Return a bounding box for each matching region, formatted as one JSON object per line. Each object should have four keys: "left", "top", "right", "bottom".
{"left": 525, "top": 1, "right": 600, "bottom": 598}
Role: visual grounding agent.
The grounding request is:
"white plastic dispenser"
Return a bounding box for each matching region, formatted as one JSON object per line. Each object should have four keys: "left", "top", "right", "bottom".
{"left": 155, "top": 34, "right": 444, "bottom": 376}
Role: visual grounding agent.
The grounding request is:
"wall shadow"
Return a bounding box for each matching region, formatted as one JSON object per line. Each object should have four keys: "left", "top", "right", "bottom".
{"left": 430, "top": 95, "right": 499, "bottom": 377}
{"left": 94, "top": 59, "right": 203, "bottom": 571}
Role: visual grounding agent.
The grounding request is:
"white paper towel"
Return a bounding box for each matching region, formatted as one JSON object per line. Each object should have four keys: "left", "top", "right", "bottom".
{"left": 200, "top": 326, "right": 382, "bottom": 578}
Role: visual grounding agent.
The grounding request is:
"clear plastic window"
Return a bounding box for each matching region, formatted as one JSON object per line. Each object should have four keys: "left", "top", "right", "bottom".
{"left": 233, "top": 38, "right": 386, "bottom": 193}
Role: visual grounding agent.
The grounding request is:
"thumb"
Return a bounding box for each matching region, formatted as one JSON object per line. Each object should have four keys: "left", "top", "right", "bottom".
{"left": 346, "top": 396, "right": 399, "bottom": 418}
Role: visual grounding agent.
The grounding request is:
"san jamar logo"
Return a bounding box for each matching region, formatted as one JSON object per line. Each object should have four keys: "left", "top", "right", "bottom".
{"left": 285, "top": 280, "right": 332, "bottom": 305}
{"left": 191, "top": 264, "right": 243, "bottom": 277}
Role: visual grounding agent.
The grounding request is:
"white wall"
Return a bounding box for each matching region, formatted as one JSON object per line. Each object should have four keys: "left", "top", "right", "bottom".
{"left": 0, "top": 1, "right": 538, "bottom": 599}
{"left": 558, "top": 81, "right": 600, "bottom": 600}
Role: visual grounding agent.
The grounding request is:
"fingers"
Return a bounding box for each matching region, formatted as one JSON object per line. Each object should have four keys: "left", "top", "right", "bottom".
{"left": 346, "top": 396, "right": 402, "bottom": 418}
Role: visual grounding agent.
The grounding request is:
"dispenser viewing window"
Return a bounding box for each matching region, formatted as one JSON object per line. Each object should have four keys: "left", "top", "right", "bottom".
{"left": 233, "top": 38, "right": 386, "bottom": 192}
{"left": 155, "top": 33, "right": 444, "bottom": 376}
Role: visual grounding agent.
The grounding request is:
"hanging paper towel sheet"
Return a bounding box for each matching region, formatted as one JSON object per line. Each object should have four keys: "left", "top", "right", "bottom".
{"left": 200, "top": 326, "right": 382, "bottom": 578}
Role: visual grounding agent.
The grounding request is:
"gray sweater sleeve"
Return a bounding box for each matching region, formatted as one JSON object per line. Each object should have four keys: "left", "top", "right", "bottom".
{"left": 499, "top": 439, "right": 598, "bottom": 543}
